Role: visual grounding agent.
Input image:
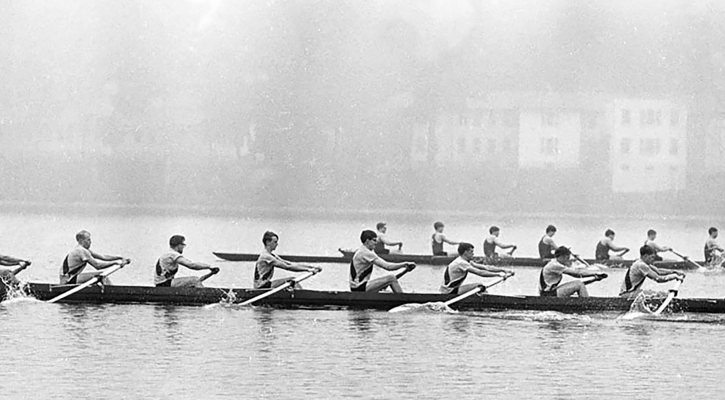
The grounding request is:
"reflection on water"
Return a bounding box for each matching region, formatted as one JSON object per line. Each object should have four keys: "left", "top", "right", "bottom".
{"left": 1, "top": 303, "right": 725, "bottom": 399}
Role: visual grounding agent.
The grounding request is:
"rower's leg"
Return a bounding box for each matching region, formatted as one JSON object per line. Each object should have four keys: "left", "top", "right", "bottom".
{"left": 366, "top": 276, "right": 402, "bottom": 293}
{"left": 556, "top": 281, "right": 589, "bottom": 297}
{"left": 269, "top": 278, "right": 301, "bottom": 289}
{"left": 458, "top": 283, "right": 484, "bottom": 294}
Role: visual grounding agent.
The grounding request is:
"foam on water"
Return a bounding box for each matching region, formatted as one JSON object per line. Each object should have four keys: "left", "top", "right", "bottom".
{"left": 388, "top": 302, "right": 457, "bottom": 314}
{"left": 481, "top": 310, "right": 593, "bottom": 322}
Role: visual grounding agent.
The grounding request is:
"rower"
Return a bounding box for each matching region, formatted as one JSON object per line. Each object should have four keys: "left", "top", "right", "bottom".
{"left": 60, "top": 230, "right": 130, "bottom": 285}
{"left": 431, "top": 221, "right": 459, "bottom": 256}
{"left": 441, "top": 243, "right": 513, "bottom": 295}
{"left": 538, "top": 225, "right": 558, "bottom": 259}
{"left": 350, "top": 230, "right": 415, "bottom": 293}
{"left": 0, "top": 252, "right": 31, "bottom": 288}
{"left": 538, "top": 246, "right": 605, "bottom": 297}
{"left": 483, "top": 226, "right": 517, "bottom": 258}
{"left": 155, "top": 235, "right": 219, "bottom": 287}
{"left": 704, "top": 227, "right": 725, "bottom": 266}
{"left": 619, "top": 246, "right": 685, "bottom": 300}
{"left": 254, "top": 231, "right": 321, "bottom": 289}
{"left": 374, "top": 222, "right": 403, "bottom": 255}
{"left": 594, "top": 229, "right": 629, "bottom": 261}
{"left": 643, "top": 229, "right": 671, "bottom": 262}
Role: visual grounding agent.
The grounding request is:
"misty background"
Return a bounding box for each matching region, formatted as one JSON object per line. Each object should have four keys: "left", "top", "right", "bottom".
{"left": 1, "top": 0, "right": 724, "bottom": 217}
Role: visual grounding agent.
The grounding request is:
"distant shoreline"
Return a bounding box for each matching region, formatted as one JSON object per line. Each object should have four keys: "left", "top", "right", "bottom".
{"left": 0, "top": 200, "right": 718, "bottom": 223}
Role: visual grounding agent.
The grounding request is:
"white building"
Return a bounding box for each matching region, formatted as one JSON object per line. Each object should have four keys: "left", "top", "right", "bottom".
{"left": 609, "top": 98, "right": 687, "bottom": 193}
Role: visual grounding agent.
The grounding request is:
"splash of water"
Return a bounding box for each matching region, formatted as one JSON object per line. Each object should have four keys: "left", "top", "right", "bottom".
{"left": 389, "top": 301, "right": 457, "bottom": 314}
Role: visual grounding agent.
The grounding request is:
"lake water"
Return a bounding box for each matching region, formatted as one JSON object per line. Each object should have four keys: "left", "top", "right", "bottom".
{"left": 2, "top": 210, "right": 725, "bottom": 399}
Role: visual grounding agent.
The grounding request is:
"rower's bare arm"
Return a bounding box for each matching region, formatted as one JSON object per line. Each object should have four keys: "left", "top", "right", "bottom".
{"left": 470, "top": 261, "right": 507, "bottom": 273}
{"left": 85, "top": 257, "right": 118, "bottom": 270}
{"left": 381, "top": 237, "right": 402, "bottom": 247}
{"left": 469, "top": 267, "right": 504, "bottom": 278}
{"left": 441, "top": 234, "right": 459, "bottom": 245}
{"left": 610, "top": 243, "right": 628, "bottom": 252}
{"left": 372, "top": 258, "right": 410, "bottom": 271}
{"left": 646, "top": 269, "right": 680, "bottom": 282}
{"left": 272, "top": 258, "right": 319, "bottom": 273}
{"left": 562, "top": 268, "right": 598, "bottom": 278}
{"left": 0, "top": 254, "right": 28, "bottom": 266}
{"left": 177, "top": 256, "right": 212, "bottom": 271}
{"left": 89, "top": 250, "right": 124, "bottom": 262}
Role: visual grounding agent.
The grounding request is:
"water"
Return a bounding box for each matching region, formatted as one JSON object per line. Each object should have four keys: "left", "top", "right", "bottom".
{"left": 2, "top": 210, "right": 725, "bottom": 399}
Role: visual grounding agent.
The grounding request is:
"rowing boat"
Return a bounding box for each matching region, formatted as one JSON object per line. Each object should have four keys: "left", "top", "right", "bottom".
{"left": 212, "top": 251, "right": 701, "bottom": 270}
{"left": 17, "top": 282, "right": 725, "bottom": 313}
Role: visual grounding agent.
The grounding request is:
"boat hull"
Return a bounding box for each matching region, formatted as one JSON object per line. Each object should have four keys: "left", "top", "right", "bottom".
{"left": 21, "top": 283, "right": 725, "bottom": 314}
{"left": 213, "top": 251, "right": 701, "bottom": 270}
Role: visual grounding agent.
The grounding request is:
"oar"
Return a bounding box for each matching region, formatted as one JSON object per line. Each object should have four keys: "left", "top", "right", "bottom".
{"left": 653, "top": 278, "right": 683, "bottom": 315}
{"left": 669, "top": 249, "right": 702, "bottom": 270}
{"left": 572, "top": 253, "right": 593, "bottom": 269}
{"left": 388, "top": 273, "right": 513, "bottom": 313}
{"left": 239, "top": 270, "right": 317, "bottom": 306}
{"left": 10, "top": 262, "right": 30, "bottom": 276}
{"left": 199, "top": 267, "right": 220, "bottom": 283}
{"left": 582, "top": 273, "right": 608, "bottom": 285}
{"left": 395, "top": 263, "right": 416, "bottom": 280}
{"left": 47, "top": 264, "right": 124, "bottom": 304}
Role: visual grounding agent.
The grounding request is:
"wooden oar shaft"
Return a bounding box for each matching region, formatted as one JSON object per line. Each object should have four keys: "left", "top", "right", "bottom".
{"left": 653, "top": 279, "right": 683, "bottom": 315}
{"left": 239, "top": 271, "right": 316, "bottom": 306}
{"left": 669, "top": 250, "right": 701, "bottom": 269}
{"left": 199, "top": 268, "right": 220, "bottom": 283}
{"left": 10, "top": 265, "right": 28, "bottom": 276}
{"left": 47, "top": 265, "right": 123, "bottom": 304}
{"left": 395, "top": 264, "right": 415, "bottom": 280}
{"left": 443, "top": 274, "right": 510, "bottom": 307}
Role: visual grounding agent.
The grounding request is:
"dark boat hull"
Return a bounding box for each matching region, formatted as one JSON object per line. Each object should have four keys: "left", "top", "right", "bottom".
{"left": 212, "top": 251, "right": 701, "bottom": 270}
{"left": 21, "top": 283, "right": 725, "bottom": 314}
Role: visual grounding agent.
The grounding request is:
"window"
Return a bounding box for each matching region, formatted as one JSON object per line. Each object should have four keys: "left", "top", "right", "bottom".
{"left": 641, "top": 109, "right": 657, "bottom": 126}
{"left": 503, "top": 110, "right": 517, "bottom": 127}
{"left": 488, "top": 139, "right": 497, "bottom": 155}
{"left": 474, "top": 138, "right": 482, "bottom": 154}
{"left": 621, "top": 109, "right": 631, "bottom": 125}
{"left": 621, "top": 164, "right": 630, "bottom": 172}
{"left": 669, "top": 139, "right": 679, "bottom": 156}
{"left": 416, "top": 136, "right": 426, "bottom": 153}
{"left": 670, "top": 110, "right": 679, "bottom": 126}
{"left": 583, "top": 112, "right": 598, "bottom": 129}
{"left": 457, "top": 137, "right": 466, "bottom": 152}
{"left": 459, "top": 115, "right": 468, "bottom": 127}
{"left": 488, "top": 110, "right": 497, "bottom": 127}
{"left": 540, "top": 137, "right": 559, "bottom": 155}
{"left": 640, "top": 138, "right": 660, "bottom": 155}
{"left": 541, "top": 112, "right": 558, "bottom": 127}
{"left": 620, "top": 138, "right": 631, "bottom": 154}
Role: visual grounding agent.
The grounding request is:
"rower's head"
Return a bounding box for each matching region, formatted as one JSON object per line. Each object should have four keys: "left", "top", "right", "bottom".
{"left": 169, "top": 235, "right": 186, "bottom": 253}
{"left": 75, "top": 230, "right": 92, "bottom": 249}
{"left": 709, "top": 227, "right": 718, "bottom": 238}
{"left": 489, "top": 226, "right": 500, "bottom": 236}
{"left": 546, "top": 225, "right": 557, "bottom": 237}
{"left": 640, "top": 245, "right": 656, "bottom": 263}
{"left": 262, "top": 231, "right": 279, "bottom": 250}
{"left": 647, "top": 229, "right": 657, "bottom": 240}
{"left": 376, "top": 222, "right": 387, "bottom": 234}
{"left": 553, "top": 246, "right": 571, "bottom": 264}
{"left": 434, "top": 221, "right": 445, "bottom": 232}
{"left": 605, "top": 229, "right": 615, "bottom": 239}
{"left": 457, "top": 242, "right": 475, "bottom": 259}
{"left": 360, "top": 230, "right": 378, "bottom": 250}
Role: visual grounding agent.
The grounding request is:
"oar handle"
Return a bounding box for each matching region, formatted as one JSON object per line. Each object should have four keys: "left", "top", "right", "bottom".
{"left": 10, "top": 263, "right": 30, "bottom": 276}
{"left": 583, "top": 273, "right": 608, "bottom": 285}
{"left": 395, "top": 263, "right": 416, "bottom": 280}
{"left": 200, "top": 267, "right": 220, "bottom": 283}
{"left": 239, "top": 269, "right": 318, "bottom": 306}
